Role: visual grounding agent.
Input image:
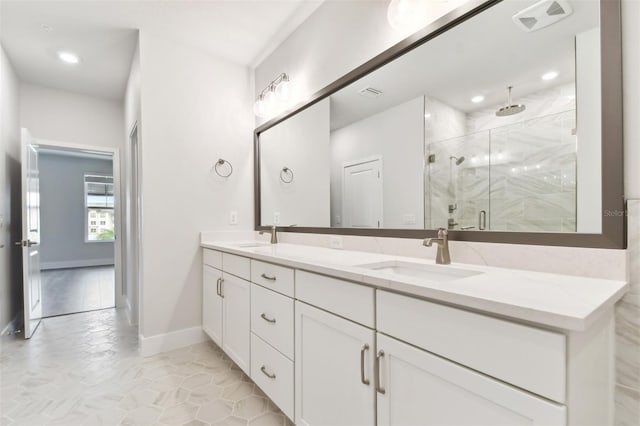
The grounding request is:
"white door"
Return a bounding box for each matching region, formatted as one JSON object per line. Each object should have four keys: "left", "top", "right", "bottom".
{"left": 221, "top": 272, "right": 250, "bottom": 375}
{"left": 19, "top": 129, "right": 42, "bottom": 339}
{"left": 342, "top": 157, "right": 383, "bottom": 228}
{"left": 202, "top": 265, "right": 223, "bottom": 346}
{"left": 295, "top": 301, "right": 375, "bottom": 426}
{"left": 376, "top": 333, "right": 566, "bottom": 425}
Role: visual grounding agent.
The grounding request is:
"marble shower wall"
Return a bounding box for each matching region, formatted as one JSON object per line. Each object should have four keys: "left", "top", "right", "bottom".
{"left": 425, "top": 83, "right": 577, "bottom": 232}
{"left": 615, "top": 199, "right": 640, "bottom": 425}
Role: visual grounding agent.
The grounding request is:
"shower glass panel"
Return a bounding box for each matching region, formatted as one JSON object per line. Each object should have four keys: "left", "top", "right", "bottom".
{"left": 425, "top": 109, "right": 576, "bottom": 232}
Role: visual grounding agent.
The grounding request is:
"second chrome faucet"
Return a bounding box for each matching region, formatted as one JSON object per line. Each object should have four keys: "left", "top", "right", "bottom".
{"left": 423, "top": 228, "right": 451, "bottom": 265}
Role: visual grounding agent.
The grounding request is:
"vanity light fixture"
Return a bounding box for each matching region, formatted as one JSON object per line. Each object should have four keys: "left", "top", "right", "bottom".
{"left": 58, "top": 51, "right": 80, "bottom": 65}
{"left": 542, "top": 71, "right": 558, "bottom": 80}
{"left": 471, "top": 95, "right": 484, "bottom": 103}
{"left": 254, "top": 73, "right": 291, "bottom": 118}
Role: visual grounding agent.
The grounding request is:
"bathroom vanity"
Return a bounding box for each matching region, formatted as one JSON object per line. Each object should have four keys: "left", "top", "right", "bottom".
{"left": 200, "top": 240, "right": 627, "bottom": 425}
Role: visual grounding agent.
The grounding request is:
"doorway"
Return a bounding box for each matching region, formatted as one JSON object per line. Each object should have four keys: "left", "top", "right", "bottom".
{"left": 19, "top": 134, "right": 124, "bottom": 336}
{"left": 342, "top": 156, "right": 383, "bottom": 228}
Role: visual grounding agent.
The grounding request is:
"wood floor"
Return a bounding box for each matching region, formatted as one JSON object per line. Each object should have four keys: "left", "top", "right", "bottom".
{"left": 41, "top": 266, "right": 115, "bottom": 317}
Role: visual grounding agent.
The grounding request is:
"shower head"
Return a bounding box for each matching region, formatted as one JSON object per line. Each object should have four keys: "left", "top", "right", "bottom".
{"left": 496, "top": 86, "right": 526, "bottom": 117}
{"left": 450, "top": 155, "right": 465, "bottom": 166}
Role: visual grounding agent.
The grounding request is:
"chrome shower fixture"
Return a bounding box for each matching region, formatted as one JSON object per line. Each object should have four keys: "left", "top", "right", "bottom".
{"left": 450, "top": 155, "right": 465, "bottom": 166}
{"left": 496, "top": 86, "right": 526, "bottom": 117}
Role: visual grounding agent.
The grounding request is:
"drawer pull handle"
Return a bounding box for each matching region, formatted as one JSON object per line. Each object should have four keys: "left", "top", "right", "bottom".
{"left": 260, "top": 273, "right": 277, "bottom": 281}
{"left": 216, "top": 278, "right": 221, "bottom": 297}
{"left": 260, "top": 365, "right": 276, "bottom": 379}
{"left": 260, "top": 313, "right": 276, "bottom": 324}
{"left": 376, "top": 350, "right": 386, "bottom": 394}
{"left": 360, "top": 343, "right": 370, "bottom": 386}
{"left": 219, "top": 278, "right": 224, "bottom": 298}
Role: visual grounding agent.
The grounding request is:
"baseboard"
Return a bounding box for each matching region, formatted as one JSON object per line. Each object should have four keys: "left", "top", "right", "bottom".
{"left": 40, "top": 258, "right": 115, "bottom": 270}
{"left": 139, "top": 326, "right": 207, "bottom": 357}
{"left": 1, "top": 317, "right": 16, "bottom": 336}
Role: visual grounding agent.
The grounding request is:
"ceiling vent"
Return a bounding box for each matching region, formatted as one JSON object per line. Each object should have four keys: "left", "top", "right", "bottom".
{"left": 512, "top": 0, "right": 573, "bottom": 32}
{"left": 358, "top": 86, "right": 383, "bottom": 98}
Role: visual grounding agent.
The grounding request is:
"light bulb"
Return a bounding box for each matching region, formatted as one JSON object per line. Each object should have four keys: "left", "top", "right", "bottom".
{"left": 275, "top": 80, "right": 291, "bottom": 102}
{"left": 253, "top": 97, "right": 266, "bottom": 117}
{"left": 387, "top": 0, "right": 428, "bottom": 31}
{"left": 263, "top": 89, "right": 276, "bottom": 116}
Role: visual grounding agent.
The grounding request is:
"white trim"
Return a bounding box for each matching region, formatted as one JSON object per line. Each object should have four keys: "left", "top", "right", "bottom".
{"left": 40, "top": 258, "right": 115, "bottom": 270}
{"left": 1, "top": 317, "right": 16, "bottom": 336}
{"left": 139, "top": 327, "right": 207, "bottom": 357}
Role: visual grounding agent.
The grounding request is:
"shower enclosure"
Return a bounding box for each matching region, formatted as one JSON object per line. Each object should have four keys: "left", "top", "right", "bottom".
{"left": 425, "top": 109, "right": 577, "bottom": 232}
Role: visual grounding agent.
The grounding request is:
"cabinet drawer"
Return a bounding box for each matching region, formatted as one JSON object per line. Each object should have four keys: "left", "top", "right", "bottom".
{"left": 222, "top": 253, "right": 250, "bottom": 280}
{"left": 203, "top": 249, "right": 222, "bottom": 269}
{"left": 377, "top": 290, "right": 566, "bottom": 403}
{"left": 251, "top": 260, "right": 294, "bottom": 297}
{"left": 251, "top": 284, "right": 294, "bottom": 359}
{"left": 296, "top": 271, "right": 374, "bottom": 328}
{"left": 251, "top": 333, "right": 294, "bottom": 421}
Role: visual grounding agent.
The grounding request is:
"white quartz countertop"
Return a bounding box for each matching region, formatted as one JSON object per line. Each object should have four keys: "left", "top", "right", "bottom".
{"left": 200, "top": 240, "right": 628, "bottom": 332}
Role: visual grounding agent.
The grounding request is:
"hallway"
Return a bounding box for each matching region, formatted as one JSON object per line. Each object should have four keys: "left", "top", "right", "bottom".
{"left": 0, "top": 309, "right": 289, "bottom": 425}
{"left": 41, "top": 266, "right": 115, "bottom": 317}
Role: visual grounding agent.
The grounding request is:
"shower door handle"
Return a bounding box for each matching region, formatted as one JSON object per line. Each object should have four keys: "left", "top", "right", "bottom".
{"left": 478, "top": 210, "right": 487, "bottom": 231}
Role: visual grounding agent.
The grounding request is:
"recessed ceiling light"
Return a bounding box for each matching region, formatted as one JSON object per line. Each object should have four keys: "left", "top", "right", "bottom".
{"left": 40, "top": 24, "right": 53, "bottom": 32}
{"left": 542, "top": 71, "right": 558, "bottom": 81}
{"left": 58, "top": 51, "right": 80, "bottom": 65}
{"left": 471, "top": 95, "right": 485, "bottom": 103}
{"left": 424, "top": 113, "right": 431, "bottom": 119}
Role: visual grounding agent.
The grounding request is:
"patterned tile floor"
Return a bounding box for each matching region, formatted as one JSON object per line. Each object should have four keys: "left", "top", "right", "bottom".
{"left": 0, "top": 309, "right": 291, "bottom": 425}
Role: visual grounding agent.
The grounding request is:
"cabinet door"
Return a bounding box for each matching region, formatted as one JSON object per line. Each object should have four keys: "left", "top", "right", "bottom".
{"left": 376, "top": 333, "right": 566, "bottom": 426}
{"left": 221, "top": 272, "right": 251, "bottom": 375}
{"left": 202, "top": 265, "right": 223, "bottom": 346}
{"left": 295, "top": 301, "right": 375, "bottom": 426}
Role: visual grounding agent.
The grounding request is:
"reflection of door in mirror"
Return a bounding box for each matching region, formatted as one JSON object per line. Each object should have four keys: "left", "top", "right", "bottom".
{"left": 342, "top": 157, "right": 383, "bottom": 228}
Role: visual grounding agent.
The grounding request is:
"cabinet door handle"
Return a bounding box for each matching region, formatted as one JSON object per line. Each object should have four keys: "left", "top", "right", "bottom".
{"left": 219, "top": 278, "right": 224, "bottom": 298}
{"left": 260, "top": 313, "right": 276, "bottom": 324}
{"left": 260, "top": 273, "right": 276, "bottom": 281}
{"left": 376, "top": 350, "right": 386, "bottom": 394}
{"left": 260, "top": 365, "right": 276, "bottom": 379}
{"left": 216, "top": 278, "right": 221, "bottom": 296}
{"left": 360, "top": 343, "right": 370, "bottom": 386}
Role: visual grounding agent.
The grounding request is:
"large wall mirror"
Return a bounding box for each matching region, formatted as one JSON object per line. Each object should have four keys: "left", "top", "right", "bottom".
{"left": 255, "top": 0, "right": 624, "bottom": 248}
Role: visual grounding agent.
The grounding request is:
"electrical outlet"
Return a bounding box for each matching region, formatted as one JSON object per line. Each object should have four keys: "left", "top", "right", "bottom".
{"left": 273, "top": 212, "right": 280, "bottom": 225}
{"left": 330, "top": 236, "right": 343, "bottom": 249}
{"left": 229, "top": 211, "right": 238, "bottom": 225}
{"left": 402, "top": 214, "right": 416, "bottom": 225}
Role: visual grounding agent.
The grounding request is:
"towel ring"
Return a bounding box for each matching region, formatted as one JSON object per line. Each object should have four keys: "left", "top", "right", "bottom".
{"left": 214, "top": 158, "right": 233, "bottom": 178}
{"left": 280, "top": 167, "right": 294, "bottom": 183}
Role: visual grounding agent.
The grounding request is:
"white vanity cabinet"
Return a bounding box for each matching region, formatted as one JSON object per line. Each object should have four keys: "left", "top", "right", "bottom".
{"left": 201, "top": 244, "right": 620, "bottom": 426}
{"left": 375, "top": 333, "right": 566, "bottom": 425}
{"left": 294, "top": 301, "right": 375, "bottom": 426}
{"left": 202, "top": 250, "right": 251, "bottom": 375}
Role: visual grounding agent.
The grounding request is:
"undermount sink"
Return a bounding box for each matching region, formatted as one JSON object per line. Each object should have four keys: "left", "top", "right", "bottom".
{"left": 355, "top": 260, "right": 482, "bottom": 282}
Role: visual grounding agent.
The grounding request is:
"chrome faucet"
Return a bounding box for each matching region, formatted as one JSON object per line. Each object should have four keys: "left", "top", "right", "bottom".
{"left": 259, "top": 225, "right": 278, "bottom": 244}
{"left": 423, "top": 228, "right": 451, "bottom": 265}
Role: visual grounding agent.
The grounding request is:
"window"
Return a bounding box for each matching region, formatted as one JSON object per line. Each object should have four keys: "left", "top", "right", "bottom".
{"left": 85, "top": 174, "right": 115, "bottom": 242}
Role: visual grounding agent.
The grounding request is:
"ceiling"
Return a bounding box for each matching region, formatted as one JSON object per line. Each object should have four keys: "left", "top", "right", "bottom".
{"left": 0, "top": 0, "right": 323, "bottom": 101}
{"left": 330, "top": 0, "right": 599, "bottom": 130}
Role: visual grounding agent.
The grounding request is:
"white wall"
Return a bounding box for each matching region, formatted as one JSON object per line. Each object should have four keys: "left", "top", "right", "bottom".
{"left": 331, "top": 96, "right": 424, "bottom": 229}
{"left": 38, "top": 153, "right": 114, "bottom": 269}
{"left": 19, "top": 83, "right": 124, "bottom": 151}
{"left": 260, "top": 98, "right": 330, "bottom": 227}
{"left": 138, "top": 29, "right": 254, "bottom": 344}
{"left": 123, "top": 40, "right": 141, "bottom": 326}
{"left": 0, "top": 44, "right": 21, "bottom": 333}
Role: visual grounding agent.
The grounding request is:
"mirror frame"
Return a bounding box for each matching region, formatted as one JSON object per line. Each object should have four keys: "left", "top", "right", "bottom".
{"left": 254, "top": 0, "right": 625, "bottom": 249}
